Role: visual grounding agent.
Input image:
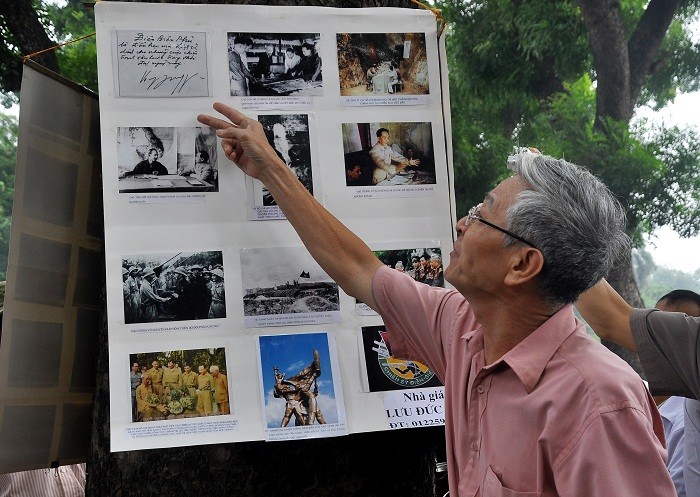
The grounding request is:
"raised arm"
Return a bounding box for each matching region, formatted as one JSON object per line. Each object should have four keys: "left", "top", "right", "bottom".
{"left": 197, "top": 103, "right": 383, "bottom": 310}
{"left": 576, "top": 278, "right": 636, "bottom": 351}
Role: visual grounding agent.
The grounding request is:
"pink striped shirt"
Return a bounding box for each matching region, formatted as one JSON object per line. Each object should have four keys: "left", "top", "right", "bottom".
{"left": 0, "top": 464, "right": 85, "bottom": 497}
{"left": 373, "top": 266, "right": 674, "bottom": 497}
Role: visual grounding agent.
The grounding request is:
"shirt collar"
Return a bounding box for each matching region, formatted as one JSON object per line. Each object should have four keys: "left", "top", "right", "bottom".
{"left": 462, "top": 305, "right": 578, "bottom": 393}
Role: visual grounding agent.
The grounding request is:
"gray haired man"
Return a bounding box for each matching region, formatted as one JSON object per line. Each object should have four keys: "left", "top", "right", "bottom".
{"left": 198, "top": 103, "right": 674, "bottom": 497}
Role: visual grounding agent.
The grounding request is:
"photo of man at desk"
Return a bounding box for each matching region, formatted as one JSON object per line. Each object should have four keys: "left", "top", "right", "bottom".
{"left": 227, "top": 32, "right": 323, "bottom": 97}
{"left": 341, "top": 121, "right": 436, "bottom": 187}
{"left": 117, "top": 126, "right": 218, "bottom": 193}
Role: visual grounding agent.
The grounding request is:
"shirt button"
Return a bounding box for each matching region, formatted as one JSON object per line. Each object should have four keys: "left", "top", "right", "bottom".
{"left": 476, "top": 385, "right": 485, "bottom": 394}
{"left": 471, "top": 441, "right": 479, "bottom": 451}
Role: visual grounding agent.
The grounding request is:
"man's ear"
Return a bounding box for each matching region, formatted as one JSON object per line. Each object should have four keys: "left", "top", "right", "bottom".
{"left": 504, "top": 248, "right": 543, "bottom": 287}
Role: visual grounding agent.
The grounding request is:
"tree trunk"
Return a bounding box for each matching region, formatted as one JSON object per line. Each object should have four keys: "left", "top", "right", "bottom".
{"left": 87, "top": 1, "right": 442, "bottom": 495}
{"left": 578, "top": 0, "right": 683, "bottom": 126}
{"left": 0, "top": 0, "right": 60, "bottom": 93}
{"left": 577, "top": 0, "right": 683, "bottom": 371}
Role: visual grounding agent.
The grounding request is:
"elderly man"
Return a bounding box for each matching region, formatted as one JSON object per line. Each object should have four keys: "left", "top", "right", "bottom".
{"left": 198, "top": 103, "right": 673, "bottom": 496}
{"left": 210, "top": 365, "right": 230, "bottom": 415}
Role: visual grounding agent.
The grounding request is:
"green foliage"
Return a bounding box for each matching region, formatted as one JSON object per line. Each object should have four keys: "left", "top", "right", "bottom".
{"left": 637, "top": 265, "right": 700, "bottom": 306}
{"left": 41, "top": 0, "right": 97, "bottom": 91}
{"left": 440, "top": 0, "right": 700, "bottom": 243}
{"left": 0, "top": 112, "right": 16, "bottom": 280}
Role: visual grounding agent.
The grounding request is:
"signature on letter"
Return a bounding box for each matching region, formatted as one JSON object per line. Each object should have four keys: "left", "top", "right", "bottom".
{"left": 139, "top": 70, "right": 203, "bottom": 95}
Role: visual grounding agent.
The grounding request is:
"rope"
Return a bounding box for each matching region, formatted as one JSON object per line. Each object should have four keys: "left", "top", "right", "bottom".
{"left": 22, "top": 31, "right": 96, "bottom": 63}
{"left": 410, "top": 0, "right": 446, "bottom": 35}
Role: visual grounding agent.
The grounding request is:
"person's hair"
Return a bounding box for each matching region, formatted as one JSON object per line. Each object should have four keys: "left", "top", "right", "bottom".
{"left": 235, "top": 36, "right": 253, "bottom": 47}
{"left": 506, "top": 153, "right": 629, "bottom": 306}
{"left": 210, "top": 365, "right": 219, "bottom": 373}
{"left": 198, "top": 150, "right": 209, "bottom": 163}
{"left": 302, "top": 43, "right": 314, "bottom": 52}
{"left": 346, "top": 163, "right": 360, "bottom": 172}
{"left": 376, "top": 128, "right": 389, "bottom": 138}
{"left": 286, "top": 47, "right": 296, "bottom": 54}
{"left": 657, "top": 289, "right": 700, "bottom": 308}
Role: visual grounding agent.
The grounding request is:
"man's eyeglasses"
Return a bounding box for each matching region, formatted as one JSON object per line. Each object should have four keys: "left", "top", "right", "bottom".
{"left": 466, "top": 203, "right": 538, "bottom": 249}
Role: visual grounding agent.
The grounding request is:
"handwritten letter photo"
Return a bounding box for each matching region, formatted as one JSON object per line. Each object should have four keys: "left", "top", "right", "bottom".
{"left": 115, "top": 30, "right": 210, "bottom": 97}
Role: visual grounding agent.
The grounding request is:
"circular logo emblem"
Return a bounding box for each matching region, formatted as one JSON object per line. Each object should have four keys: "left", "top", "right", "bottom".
{"left": 379, "top": 355, "right": 435, "bottom": 387}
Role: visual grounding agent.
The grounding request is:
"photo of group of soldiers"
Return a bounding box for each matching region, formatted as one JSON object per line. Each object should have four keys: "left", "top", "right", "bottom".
{"left": 129, "top": 349, "right": 230, "bottom": 423}
{"left": 122, "top": 251, "right": 226, "bottom": 324}
{"left": 376, "top": 248, "right": 444, "bottom": 287}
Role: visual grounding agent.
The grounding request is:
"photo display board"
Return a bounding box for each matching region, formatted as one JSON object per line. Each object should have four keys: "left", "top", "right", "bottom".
{"left": 95, "top": 2, "right": 455, "bottom": 452}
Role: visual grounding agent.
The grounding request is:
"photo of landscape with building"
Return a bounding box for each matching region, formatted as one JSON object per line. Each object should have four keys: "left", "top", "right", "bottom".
{"left": 240, "top": 247, "right": 339, "bottom": 318}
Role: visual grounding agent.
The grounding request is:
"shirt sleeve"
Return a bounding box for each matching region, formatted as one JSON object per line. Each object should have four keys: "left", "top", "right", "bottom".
{"left": 631, "top": 309, "right": 700, "bottom": 398}
{"left": 372, "top": 265, "right": 469, "bottom": 381}
{"left": 369, "top": 147, "right": 395, "bottom": 174}
{"left": 661, "top": 404, "right": 686, "bottom": 497}
{"left": 553, "top": 406, "right": 675, "bottom": 496}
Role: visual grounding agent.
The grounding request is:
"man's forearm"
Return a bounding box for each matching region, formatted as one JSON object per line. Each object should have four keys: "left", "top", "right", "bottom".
{"left": 259, "top": 158, "right": 382, "bottom": 309}
{"left": 576, "top": 279, "right": 637, "bottom": 351}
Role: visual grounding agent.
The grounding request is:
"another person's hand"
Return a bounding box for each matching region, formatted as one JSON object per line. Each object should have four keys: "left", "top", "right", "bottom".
{"left": 197, "top": 103, "right": 285, "bottom": 180}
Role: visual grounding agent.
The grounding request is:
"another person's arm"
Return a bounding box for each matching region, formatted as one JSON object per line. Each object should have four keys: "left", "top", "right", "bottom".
{"left": 198, "top": 103, "right": 383, "bottom": 310}
{"left": 576, "top": 278, "right": 636, "bottom": 351}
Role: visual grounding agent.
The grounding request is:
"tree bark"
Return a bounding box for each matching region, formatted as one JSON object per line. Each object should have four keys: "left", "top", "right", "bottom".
{"left": 0, "top": 0, "right": 60, "bottom": 93}
{"left": 87, "top": 1, "right": 442, "bottom": 495}
{"left": 578, "top": 0, "right": 683, "bottom": 124}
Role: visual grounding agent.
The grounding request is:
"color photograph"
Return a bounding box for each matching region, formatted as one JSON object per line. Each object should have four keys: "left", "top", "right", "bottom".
{"left": 342, "top": 121, "right": 435, "bottom": 187}
{"left": 337, "top": 33, "right": 429, "bottom": 97}
{"left": 360, "top": 325, "right": 442, "bottom": 392}
{"left": 128, "top": 348, "right": 230, "bottom": 423}
{"left": 258, "top": 333, "right": 339, "bottom": 429}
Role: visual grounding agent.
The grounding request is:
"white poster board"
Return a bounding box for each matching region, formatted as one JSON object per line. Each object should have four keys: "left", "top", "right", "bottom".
{"left": 95, "top": 1, "right": 455, "bottom": 452}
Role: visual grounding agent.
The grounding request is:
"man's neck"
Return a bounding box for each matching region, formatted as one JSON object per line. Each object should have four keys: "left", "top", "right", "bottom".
{"left": 472, "top": 294, "right": 556, "bottom": 365}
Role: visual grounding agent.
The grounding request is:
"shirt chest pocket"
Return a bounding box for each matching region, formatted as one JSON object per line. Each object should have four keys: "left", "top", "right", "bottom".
{"left": 482, "top": 466, "right": 541, "bottom": 497}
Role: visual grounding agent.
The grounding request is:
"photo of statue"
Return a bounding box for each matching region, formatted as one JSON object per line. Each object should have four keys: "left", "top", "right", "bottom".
{"left": 259, "top": 332, "right": 345, "bottom": 437}
{"left": 273, "top": 349, "right": 326, "bottom": 426}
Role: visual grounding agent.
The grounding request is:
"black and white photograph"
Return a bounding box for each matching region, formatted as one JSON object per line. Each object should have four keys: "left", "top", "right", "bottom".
{"left": 117, "top": 126, "right": 218, "bottom": 193}
{"left": 227, "top": 32, "right": 323, "bottom": 97}
{"left": 240, "top": 247, "right": 341, "bottom": 328}
{"left": 337, "top": 33, "right": 429, "bottom": 97}
{"left": 356, "top": 247, "right": 442, "bottom": 315}
{"left": 122, "top": 250, "right": 225, "bottom": 325}
{"left": 258, "top": 113, "right": 313, "bottom": 205}
{"left": 342, "top": 121, "right": 436, "bottom": 187}
{"left": 129, "top": 348, "right": 231, "bottom": 423}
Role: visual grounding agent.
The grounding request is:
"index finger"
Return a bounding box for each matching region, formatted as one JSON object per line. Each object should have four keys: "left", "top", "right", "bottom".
{"left": 197, "top": 113, "right": 234, "bottom": 130}
{"left": 212, "top": 102, "right": 254, "bottom": 127}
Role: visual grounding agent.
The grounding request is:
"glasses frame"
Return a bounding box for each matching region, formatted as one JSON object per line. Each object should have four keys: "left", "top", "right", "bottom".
{"left": 467, "top": 203, "right": 538, "bottom": 249}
